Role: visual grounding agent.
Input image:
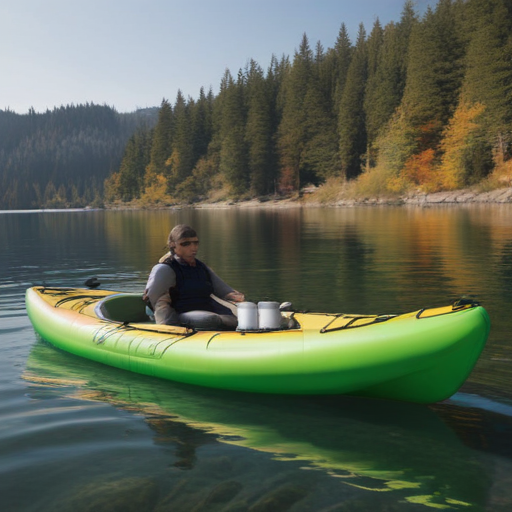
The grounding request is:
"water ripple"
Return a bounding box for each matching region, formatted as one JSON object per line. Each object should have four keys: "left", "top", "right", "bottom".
{"left": 448, "top": 392, "right": 512, "bottom": 417}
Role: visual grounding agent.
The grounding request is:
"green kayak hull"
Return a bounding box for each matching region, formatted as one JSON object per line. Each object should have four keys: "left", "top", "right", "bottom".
{"left": 25, "top": 286, "right": 490, "bottom": 403}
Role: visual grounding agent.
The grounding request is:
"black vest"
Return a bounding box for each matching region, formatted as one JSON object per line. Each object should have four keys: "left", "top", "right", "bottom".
{"left": 163, "top": 257, "right": 232, "bottom": 315}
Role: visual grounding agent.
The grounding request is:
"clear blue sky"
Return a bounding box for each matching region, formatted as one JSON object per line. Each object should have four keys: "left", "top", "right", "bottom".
{"left": 0, "top": 0, "right": 436, "bottom": 114}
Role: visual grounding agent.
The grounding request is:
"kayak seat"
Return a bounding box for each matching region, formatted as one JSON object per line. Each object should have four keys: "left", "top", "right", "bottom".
{"left": 97, "top": 294, "right": 150, "bottom": 323}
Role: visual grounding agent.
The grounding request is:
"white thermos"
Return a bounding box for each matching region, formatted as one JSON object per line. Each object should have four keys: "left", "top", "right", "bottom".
{"left": 237, "top": 302, "right": 258, "bottom": 330}
{"left": 258, "top": 301, "right": 281, "bottom": 330}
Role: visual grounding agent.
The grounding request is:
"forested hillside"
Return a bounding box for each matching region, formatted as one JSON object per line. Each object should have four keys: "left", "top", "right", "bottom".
{"left": 2, "top": 0, "right": 511, "bottom": 210}
{"left": 0, "top": 104, "right": 157, "bottom": 209}
{"left": 107, "top": 0, "right": 512, "bottom": 206}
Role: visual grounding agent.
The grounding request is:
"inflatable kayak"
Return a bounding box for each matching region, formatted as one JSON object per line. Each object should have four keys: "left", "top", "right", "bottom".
{"left": 25, "top": 286, "right": 490, "bottom": 403}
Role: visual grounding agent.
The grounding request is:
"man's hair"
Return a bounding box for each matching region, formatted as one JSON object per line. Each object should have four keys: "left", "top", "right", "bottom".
{"left": 168, "top": 224, "right": 197, "bottom": 253}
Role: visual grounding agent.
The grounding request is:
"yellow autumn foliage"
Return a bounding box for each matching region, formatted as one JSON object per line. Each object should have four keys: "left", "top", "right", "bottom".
{"left": 139, "top": 174, "right": 173, "bottom": 206}
{"left": 103, "top": 172, "right": 121, "bottom": 202}
{"left": 437, "top": 102, "right": 486, "bottom": 190}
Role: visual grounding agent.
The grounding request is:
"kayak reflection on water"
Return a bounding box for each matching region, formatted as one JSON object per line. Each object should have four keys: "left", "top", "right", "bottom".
{"left": 22, "top": 340, "right": 491, "bottom": 510}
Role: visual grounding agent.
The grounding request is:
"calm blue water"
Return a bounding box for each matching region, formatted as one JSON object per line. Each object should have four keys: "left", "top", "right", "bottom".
{"left": 1, "top": 206, "right": 512, "bottom": 511}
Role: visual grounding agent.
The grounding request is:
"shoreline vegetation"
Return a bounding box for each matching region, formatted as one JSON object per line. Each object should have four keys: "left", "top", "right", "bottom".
{"left": 105, "top": 180, "right": 512, "bottom": 210}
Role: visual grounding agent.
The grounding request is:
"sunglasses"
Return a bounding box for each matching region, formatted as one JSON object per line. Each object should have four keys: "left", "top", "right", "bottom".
{"left": 179, "top": 240, "right": 200, "bottom": 247}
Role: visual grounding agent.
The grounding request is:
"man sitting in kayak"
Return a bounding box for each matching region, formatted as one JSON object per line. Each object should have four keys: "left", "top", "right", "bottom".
{"left": 144, "top": 224, "right": 245, "bottom": 329}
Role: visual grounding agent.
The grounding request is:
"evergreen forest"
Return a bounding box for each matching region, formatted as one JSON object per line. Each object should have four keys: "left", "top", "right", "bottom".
{"left": 0, "top": 104, "right": 157, "bottom": 209}
{"left": 2, "top": 0, "right": 512, "bottom": 210}
{"left": 106, "top": 0, "right": 512, "bottom": 206}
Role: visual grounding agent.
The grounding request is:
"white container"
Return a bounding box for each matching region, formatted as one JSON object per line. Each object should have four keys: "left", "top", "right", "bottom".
{"left": 237, "top": 302, "right": 259, "bottom": 330}
{"left": 258, "top": 301, "right": 281, "bottom": 330}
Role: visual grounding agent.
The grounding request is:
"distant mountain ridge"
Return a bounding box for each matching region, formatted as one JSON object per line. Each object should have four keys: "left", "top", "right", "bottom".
{"left": 0, "top": 104, "right": 158, "bottom": 209}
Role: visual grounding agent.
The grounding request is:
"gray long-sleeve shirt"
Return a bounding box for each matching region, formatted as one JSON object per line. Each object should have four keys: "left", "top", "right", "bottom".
{"left": 145, "top": 255, "right": 235, "bottom": 325}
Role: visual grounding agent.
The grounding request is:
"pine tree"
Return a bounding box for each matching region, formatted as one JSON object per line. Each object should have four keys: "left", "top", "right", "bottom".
{"left": 396, "top": 0, "right": 417, "bottom": 93}
{"left": 145, "top": 99, "right": 173, "bottom": 187}
{"left": 301, "top": 41, "right": 340, "bottom": 180}
{"left": 363, "top": 19, "right": 385, "bottom": 166}
{"left": 245, "top": 60, "right": 277, "bottom": 195}
{"left": 366, "top": 19, "right": 383, "bottom": 83}
{"left": 363, "top": 3, "right": 417, "bottom": 165}
{"left": 401, "top": 0, "right": 465, "bottom": 149}
{"left": 209, "top": 70, "right": 231, "bottom": 168}
{"left": 191, "top": 87, "right": 212, "bottom": 163}
{"left": 338, "top": 24, "right": 368, "bottom": 179}
{"left": 267, "top": 55, "right": 287, "bottom": 189}
{"left": 116, "top": 125, "right": 152, "bottom": 200}
{"left": 302, "top": 78, "right": 340, "bottom": 180}
{"left": 332, "top": 23, "right": 353, "bottom": 110}
{"left": 314, "top": 40, "right": 329, "bottom": 101}
{"left": 219, "top": 70, "right": 249, "bottom": 195}
{"left": 267, "top": 54, "right": 285, "bottom": 128}
{"left": 277, "top": 33, "right": 313, "bottom": 191}
{"left": 167, "top": 90, "right": 195, "bottom": 189}
{"left": 461, "top": 0, "right": 512, "bottom": 157}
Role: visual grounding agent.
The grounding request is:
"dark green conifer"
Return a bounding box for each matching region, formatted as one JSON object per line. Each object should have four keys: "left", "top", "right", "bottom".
{"left": 332, "top": 23, "right": 353, "bottom": 110}
{"left": 245, "top": 60, "right": 278, "bottom": 195}
{"left": 363, "top": 3, "right": 417, "bottom": 164}
{"left": 191, "top": 87, "right": 213, "bottom": 163}
{"left": 168, "top": 90, "right": 195, "bottom": 188}
{"left": 462, "top": 0, "right": 512, "bottom": 153}
{"left": 363, "top": 19, "right": 384, "bottom": 166}
{"left": 303, "top": 40, "right": 340, "bottom": 179}
{"left": 146, "top": 99, "right": 173, "bottom": 181}
{"left": 401, "top": 0, "right": 465, "bottom": 148}
{"left": 117, "top": 126, "right": 152, "bottom": 200}
{"left": 338, "top": 24, "right": 367, "bottom": 179}
{"left": 396, "top": 0, "right": 417, "bottom": 93}
{"left": 277, "top": 33, "right": 313, "bottom": 191}
{"left": 303, "top": 78, "right": 340, "bottom": 180}
{"left": 219, "top": 70, "right": 249, "bottom": 195}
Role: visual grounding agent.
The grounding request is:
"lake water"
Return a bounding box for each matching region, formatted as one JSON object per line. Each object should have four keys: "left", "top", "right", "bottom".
{"left": 1, "top": 206, "right": 512, "bottom": 511}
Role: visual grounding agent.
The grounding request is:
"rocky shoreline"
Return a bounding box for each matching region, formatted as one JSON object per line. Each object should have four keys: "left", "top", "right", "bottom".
{"left": 104, "top": 186, "right": 512, "bottom": 211}
{"left": 360, "top": 186, "right": 512, "bottom": 206}
{"left": 189, "top": 186, "right": 512, "bottom": 209}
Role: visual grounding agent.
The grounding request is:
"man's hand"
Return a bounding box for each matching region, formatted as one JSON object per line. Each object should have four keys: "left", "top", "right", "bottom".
{"left": 225, "top": 291, "right": 245, "bottom": 303}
